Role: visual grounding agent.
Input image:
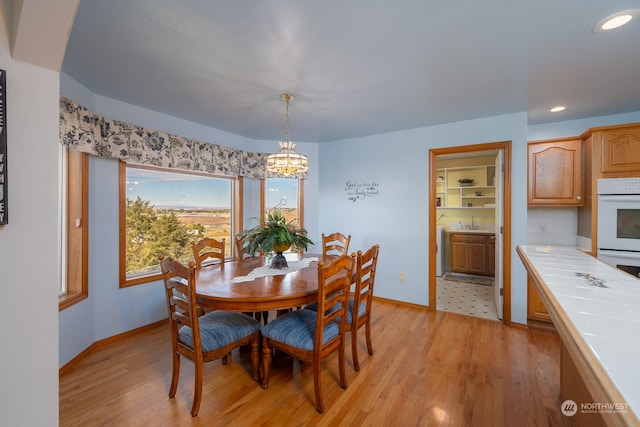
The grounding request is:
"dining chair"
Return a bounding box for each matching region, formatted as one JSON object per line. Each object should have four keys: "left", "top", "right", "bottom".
{"left": 350, "top": 244, "right": 380, "bottom": 371}
{"left": 234, "top": 234, "right": 263, "bottom": 259}
{"left": 192, "top": 237, "right": 225, "bottom": 269}
{"left": 260, "top": 254, "right": 355, "bottom": 413}
{"left": 305, "top": 244, "right": 381, "bottom": 371}
{"left": 234, "top": 234, "right": 269, "bottom": 324}
{"left": 159, "top": 256, "right": 260, "bottom": 417}
{"left": 321, "top": 232, "right": 351, "bottom": 257}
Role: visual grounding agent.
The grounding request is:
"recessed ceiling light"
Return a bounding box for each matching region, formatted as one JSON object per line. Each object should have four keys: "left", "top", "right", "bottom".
{"left": 594, "top": 10, "right": 638, "bottom": 33}
{"left": 550, "top": 106, "right": 566, "bottom": 113}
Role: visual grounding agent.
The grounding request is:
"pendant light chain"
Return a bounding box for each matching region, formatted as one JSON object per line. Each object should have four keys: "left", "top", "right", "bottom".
{"left": 283, "top": 93, "right": 293, "bottom": 145}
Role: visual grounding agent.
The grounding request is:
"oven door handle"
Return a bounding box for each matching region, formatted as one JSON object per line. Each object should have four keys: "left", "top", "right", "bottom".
{"left": 598, "top": 195, "right": 640, "bottom": 202}
{"left": 598, "top": 249, "right": 640, "bottom": 260}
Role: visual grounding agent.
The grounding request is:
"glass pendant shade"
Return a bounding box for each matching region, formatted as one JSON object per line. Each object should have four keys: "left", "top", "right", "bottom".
{"left": 266, "top": 93, "right": 308, "bottom": 176}
{"left": 266, "top": 141, "right": 309, "bottom": 176}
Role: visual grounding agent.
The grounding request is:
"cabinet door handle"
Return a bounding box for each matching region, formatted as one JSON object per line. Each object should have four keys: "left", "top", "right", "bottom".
{"left": 576, "top": 195, "right": 582, "bottom": 200}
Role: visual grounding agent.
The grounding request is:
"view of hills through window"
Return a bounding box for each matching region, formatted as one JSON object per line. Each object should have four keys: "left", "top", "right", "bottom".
{"left": 125, "top": 166, "right": 232, "bottom": 277}
{"left": 124, "top": 168, "right": 301, "bottom": 278}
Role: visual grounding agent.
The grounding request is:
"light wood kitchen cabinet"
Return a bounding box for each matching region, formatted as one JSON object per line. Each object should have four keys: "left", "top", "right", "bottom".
{"left": 600, "top": 125, "right": 640, "bottom": 173}
{"left": 527, "top": 276, "right": 552, "bottom": 323}
{"left": 527, "top": 138, "right": 583, "bottom": 206}
{"left": 578, "top": 122, "right": 640, "bottom": 255}
{"left": 450, "top": 233, "right": 494, "bottom": 276}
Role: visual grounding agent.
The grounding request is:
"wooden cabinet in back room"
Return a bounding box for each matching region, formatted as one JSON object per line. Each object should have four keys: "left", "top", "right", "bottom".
{"left": 450, "top": 232, "right": 494, "bottom": 276}
{"left": 527, "top": 137, "right": 583, "bottom": 206}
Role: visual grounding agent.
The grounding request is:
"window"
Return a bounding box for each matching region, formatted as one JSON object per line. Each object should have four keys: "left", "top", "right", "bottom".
{"left": 119, "top": 163, "right": 234, "bottom": 287}
{"left": 266, "top": 177, "right": 300, "bottom": 216}
{"left": 265, "top": 178, "right": 304, "bottom": 252}
{"left": 59, "top": 147, "right": 89, "bottom": 310}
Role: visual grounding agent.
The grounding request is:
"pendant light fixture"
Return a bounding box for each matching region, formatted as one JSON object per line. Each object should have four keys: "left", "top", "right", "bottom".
{"left": 266, "top": 93, "right": 309, "bottom": 176}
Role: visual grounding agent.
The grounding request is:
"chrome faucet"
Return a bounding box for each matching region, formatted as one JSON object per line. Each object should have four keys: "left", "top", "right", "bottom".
{"left": 471, "top": 216, "right": 478, "bottom": 230}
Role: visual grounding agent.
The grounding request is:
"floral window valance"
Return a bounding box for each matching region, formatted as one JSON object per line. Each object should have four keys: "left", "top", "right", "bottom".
{"left": 59, "top": 96, "right": 306, "bottom": 179}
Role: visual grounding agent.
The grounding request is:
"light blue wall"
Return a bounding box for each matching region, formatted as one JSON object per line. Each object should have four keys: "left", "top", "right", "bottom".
{"left": 59, "top": 73, "right": 321, "bottom": 366}
{"left": 318, "top": 113, "right": 530, "bottom": 321}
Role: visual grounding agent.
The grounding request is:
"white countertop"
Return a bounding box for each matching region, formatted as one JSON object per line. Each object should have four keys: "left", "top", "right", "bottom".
{"left": 518, "top": 245, "right": 640, "bottom": 423}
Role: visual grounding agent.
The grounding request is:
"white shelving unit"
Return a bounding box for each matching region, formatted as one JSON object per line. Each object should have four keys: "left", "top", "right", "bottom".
{"left": 436, "top": 165, "right": 496, "bottom": 209}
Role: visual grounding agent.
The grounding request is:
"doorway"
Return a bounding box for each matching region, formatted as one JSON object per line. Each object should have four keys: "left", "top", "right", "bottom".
{"left": 428, "top": 141, "right": 512, "bottom": 325}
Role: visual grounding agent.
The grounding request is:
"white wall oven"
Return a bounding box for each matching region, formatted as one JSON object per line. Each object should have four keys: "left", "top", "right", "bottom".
{"left": 597, "top": 178, "right": 640, "bottom": 278}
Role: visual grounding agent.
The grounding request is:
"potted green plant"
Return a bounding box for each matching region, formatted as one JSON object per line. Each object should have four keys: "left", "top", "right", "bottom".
{"left": 238, "top": 209, "right": 313, "bottom": 268}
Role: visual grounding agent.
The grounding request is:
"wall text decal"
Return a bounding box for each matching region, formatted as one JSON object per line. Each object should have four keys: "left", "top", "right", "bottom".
{"left": 345, "top": 180, "right": 380, "bottom": 202}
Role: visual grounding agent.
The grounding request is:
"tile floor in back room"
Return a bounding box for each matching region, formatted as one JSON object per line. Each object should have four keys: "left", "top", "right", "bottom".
{"left": 436, "top": 274, "right": 499, "bottom": 321}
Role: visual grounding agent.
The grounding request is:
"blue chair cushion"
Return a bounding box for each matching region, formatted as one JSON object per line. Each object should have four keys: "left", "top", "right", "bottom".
{"left": 179, "top": 311, "right": 260, "bottom": 353}
{"left": 304, "top": 297, "right": 366, "bottom": 325}
{"left": 304, "top": 300, "right": 340, "bottom": 314}
{"left": 348, "top": 299, "right": 367, "bottom": 324}
{"left": 261, "top": 309, "right": 340, "bottom": 351}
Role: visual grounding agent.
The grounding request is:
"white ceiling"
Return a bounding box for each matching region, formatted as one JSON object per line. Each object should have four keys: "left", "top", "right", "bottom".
{"left": 60, "top": 0, "right": 640, "bottom": 143}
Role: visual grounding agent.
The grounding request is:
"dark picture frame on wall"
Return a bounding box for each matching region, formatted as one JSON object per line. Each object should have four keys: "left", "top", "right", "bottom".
{"left": 0, "top": 69, "right": 6, "bottom": 225}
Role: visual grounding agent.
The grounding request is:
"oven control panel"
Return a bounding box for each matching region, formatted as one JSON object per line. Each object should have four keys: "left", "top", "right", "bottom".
{"left": 598, "top": 178, "right": 640, "bottom": 195}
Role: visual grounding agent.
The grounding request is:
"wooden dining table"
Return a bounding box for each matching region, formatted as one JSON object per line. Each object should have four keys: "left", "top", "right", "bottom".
{"left": 195, "top": 253, "right": 326, "bottom": 312}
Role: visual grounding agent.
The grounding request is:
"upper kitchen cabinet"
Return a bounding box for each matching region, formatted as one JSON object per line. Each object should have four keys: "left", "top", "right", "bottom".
{"left": 599, "top": 124, "right": 640, "bottom": 174}
{"left": 578, "top": 122, "right": 640, "bottom": 255}
{"left": 527, "top": 138, "right": 583, "bottom": 206}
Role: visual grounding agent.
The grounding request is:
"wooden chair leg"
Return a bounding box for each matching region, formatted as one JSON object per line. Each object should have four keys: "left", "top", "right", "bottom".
{"left": 191, "top": 361, "right": 203, "bottom": 417}
{"left": 351, "top": 325, "right": 361, "bottom": 371}
{"left": 169, "top": 352, "right": 180, "bottom": 398}
{"left": 365, "top": 318, "right": 374, "bottom": 355}
{"left": 338, "top": 338, "right": 348, "bottom": 390}
{"left": 261, "top": 336, "right": 272, "bottom": 389}
{"left": 313, "top": 355, "right": 324, "bottom": 413}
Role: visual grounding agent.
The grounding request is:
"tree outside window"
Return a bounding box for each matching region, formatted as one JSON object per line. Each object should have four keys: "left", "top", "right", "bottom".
{"left": 120, "top": 164, "right": 233, "bottom": 286}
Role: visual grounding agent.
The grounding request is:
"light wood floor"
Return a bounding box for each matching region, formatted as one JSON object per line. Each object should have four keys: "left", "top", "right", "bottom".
{"left": 59, "top": 301, "right": 565, "bottom": 426}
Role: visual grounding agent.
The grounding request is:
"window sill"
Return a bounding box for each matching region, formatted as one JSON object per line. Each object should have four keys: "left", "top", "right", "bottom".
{"left": 59, "top": 291, "right": 88, "bottom": 311}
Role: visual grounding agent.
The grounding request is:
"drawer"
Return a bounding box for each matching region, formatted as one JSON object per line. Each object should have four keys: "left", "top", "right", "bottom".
{"left": 450, "top": 234, "right": 487, "bottom": 244}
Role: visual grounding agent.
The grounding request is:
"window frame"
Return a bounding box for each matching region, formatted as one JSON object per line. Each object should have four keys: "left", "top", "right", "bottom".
{"left": 58, "top": 154, "right": 304, "bottom": 299}
{"left": 119, "top": 161, "right": 237, "bottom": 287}
{"left": 59, "top": 147, "right": 89, "bottom": 310}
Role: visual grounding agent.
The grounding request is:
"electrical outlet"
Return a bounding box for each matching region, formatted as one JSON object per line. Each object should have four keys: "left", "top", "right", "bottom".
{"left": 399, "top": 273, "right": 405, "bottom": 283}
{"left": 538, "top": 225, "right": 546, "bottom": 232}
